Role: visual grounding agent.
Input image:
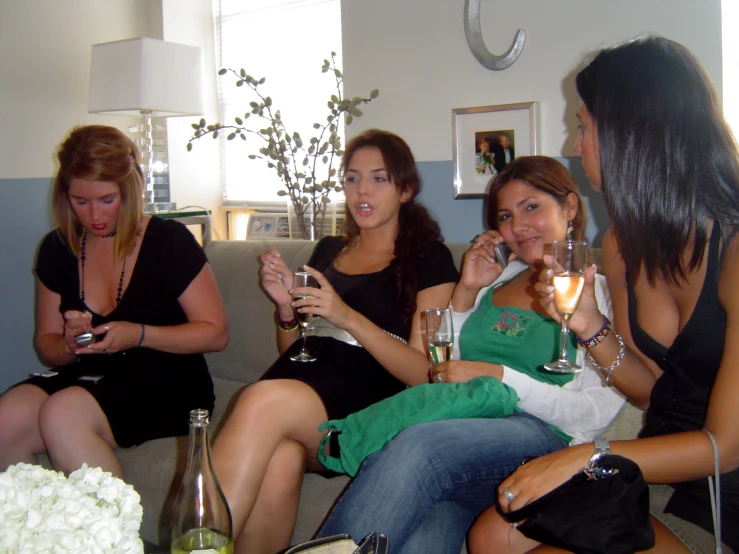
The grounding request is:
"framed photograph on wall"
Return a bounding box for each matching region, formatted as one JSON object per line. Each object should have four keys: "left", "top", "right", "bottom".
{"left": 452, "top": 102, "right": 539, "bottom": 198}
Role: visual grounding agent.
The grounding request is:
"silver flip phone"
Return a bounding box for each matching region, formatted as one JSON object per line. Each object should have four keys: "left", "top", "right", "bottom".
{"left": 494, "top": 243, "right": 512, "bottom": 268}
{"left": 74, "top": 331, "right": 97, "bottom": 347}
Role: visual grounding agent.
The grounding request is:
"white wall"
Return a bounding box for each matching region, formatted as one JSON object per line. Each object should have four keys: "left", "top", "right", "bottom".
{"left": 162, "top": 0, "right": 225, "bottom": 239}
{"left": 0, "top": 0, "right": 160, "bottom": 179}
{"left": 340, "top": 0, "right": 722, "bottom": 161}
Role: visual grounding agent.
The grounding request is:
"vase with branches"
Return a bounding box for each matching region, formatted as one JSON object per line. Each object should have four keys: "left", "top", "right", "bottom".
{"left": 187, "top": 52, "right": 379, "bottom": 240}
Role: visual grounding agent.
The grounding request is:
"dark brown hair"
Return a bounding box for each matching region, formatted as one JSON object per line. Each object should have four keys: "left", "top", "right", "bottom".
{"left": 340, "top": 129, "right": 443, "bottom": 326}
{"left": 53, "top": 125, "right": 144, "bottom": 259}
{"left": 576, "top": 35, "right": 739, "bottom": 285}
{"left": 486, "top": 155, "right": 587, "bottom": 239}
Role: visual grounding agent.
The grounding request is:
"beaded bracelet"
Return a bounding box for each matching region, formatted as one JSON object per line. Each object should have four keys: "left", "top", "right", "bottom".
{"left": 274, "top": 310, "right": 299, "bottom": 332}
{"left": 586, "top": 331, "right": 626, "bottom": 386}
{"left": 576, "top": 314, "right": 610, "bottom": 348}
{"left": 135, "top": 324, "right": 145, "bottom": 348}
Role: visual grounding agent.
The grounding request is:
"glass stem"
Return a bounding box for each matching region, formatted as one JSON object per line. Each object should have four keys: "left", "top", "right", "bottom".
{"left": 301, "top": 328, "right": 308, "bottom": 354}
{"left": 558, "top": 317, "right": 571, "bottom": 362}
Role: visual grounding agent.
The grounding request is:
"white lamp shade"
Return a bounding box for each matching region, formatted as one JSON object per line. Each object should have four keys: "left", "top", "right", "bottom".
{"left": 89, "top": 37, "right": 204, "bottom": 117}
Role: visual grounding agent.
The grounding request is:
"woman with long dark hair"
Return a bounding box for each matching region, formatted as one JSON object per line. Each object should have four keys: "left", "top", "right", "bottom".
{"left": 211, "top": 129, "right": 459, "bottom": 553}
{"left": 472, "top": 35, "right": 739, "bottom": 553}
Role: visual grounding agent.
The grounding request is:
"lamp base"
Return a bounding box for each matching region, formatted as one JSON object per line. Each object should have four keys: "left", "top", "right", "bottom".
{"left": 144, "top": 202, "right": 177, "bottom": 214}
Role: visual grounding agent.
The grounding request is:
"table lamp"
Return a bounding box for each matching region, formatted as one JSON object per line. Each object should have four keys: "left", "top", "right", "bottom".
{"left": 88, "top": 37, "right": 204, "bottom": 212}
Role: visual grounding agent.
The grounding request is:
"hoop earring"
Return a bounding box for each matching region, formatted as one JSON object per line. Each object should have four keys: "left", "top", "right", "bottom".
{"left": 566, "top": 220, "right": 574, "bottom": 240}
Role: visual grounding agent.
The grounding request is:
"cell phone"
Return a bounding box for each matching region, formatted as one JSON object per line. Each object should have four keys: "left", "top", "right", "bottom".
{"left": 74, "top": 331, "right": 97, "bottom": 347}
{"left": 494, "top": 243, "right": 512, "bottom": 268}
{"left": 30, "top": 370, "right": 58, "bottom": 378}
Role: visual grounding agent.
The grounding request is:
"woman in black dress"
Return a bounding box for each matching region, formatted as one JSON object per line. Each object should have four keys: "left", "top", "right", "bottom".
{"left": 212, "top": 129, "right": 459, "bottom": 554}
{"left": 472, "top": 36, "right": 739, "bottom": 553}
{"left": 0, "top": 125, "right": 228, "bottom": 478}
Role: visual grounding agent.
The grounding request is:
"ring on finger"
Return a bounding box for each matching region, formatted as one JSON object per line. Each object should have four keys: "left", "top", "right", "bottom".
{"left": 103, "top": 324, "right": 109, "bottom": 332}
{"left": 435, "top": 373, "right": 443, "bottom": 384}
{"left": 502, "top": 486, "right": 517, "bottom": 502}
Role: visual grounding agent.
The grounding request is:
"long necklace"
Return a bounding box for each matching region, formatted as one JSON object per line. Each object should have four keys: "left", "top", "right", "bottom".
{"left": 80, "top": 229, "right": 125, "bottom": 305}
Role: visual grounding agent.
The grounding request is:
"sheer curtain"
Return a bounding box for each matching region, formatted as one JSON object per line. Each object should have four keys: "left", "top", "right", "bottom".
{"left": 213, "top": 0, "right": 343, "bottom": 207}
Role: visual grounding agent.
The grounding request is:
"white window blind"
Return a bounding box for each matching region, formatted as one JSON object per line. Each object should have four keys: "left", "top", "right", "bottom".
{"left": 214, "top": 0, "right": 343, "bottom": 206}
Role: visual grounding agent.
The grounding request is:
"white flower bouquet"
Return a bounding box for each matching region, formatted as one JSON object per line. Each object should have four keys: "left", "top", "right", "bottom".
{"left": 0, "top": 463, "right": 144, "bottom": 554}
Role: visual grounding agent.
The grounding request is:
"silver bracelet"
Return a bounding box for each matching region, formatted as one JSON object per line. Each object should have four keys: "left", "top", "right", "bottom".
{"left": 586, "top": 331, "right": 625, "bottom": 386}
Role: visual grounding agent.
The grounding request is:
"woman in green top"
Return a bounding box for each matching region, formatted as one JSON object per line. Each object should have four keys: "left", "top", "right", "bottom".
{"left": 318, "top": 155, "right": 625, "bottom": 552}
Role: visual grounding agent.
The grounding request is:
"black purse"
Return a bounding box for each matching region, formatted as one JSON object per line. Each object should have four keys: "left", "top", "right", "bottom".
{"left": 497, "top": 454, "right": 655, "bottom": 554}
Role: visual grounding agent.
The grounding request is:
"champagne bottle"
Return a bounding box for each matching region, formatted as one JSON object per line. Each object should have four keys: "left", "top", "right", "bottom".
{"left": 171, "top": 409, "right": 233, "bottom": 554}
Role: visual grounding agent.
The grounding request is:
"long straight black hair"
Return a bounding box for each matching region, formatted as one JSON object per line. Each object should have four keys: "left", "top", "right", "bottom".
{"left": 576, "top": 35, "right": 739, "bottom": 285}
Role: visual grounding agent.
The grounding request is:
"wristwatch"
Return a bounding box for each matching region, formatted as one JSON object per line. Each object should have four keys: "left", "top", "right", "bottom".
{"left": 586, "top": 437, "right": 612, "bottom": 474}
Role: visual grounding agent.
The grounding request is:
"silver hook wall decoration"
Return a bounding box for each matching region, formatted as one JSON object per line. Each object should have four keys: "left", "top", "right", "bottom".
{"left": 464, "top": 0, "right": 526, "bottom": 70}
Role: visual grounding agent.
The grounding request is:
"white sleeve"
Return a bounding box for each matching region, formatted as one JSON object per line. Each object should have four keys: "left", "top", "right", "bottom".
{"left": 500, "top": 274, "right": 627, "bottom": 444}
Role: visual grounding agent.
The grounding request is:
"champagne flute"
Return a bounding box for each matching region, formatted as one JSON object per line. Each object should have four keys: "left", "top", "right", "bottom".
{"left": 543, "top": 240, "right": 588, "bottom": 373}
{"left": 290, "top": 271, "right": 318, "bottom": 362}
{"left": 425, "top": 308, "right": 454, "bottom": 375}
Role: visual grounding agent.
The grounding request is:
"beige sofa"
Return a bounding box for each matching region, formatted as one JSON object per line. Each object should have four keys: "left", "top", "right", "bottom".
{"left": 100, "top": 240, "right": 719, "bottom": 552}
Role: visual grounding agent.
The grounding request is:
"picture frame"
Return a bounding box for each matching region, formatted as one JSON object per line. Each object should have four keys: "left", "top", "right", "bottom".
{"left": 452, "top": 101, "right": 539, "bottom": 198}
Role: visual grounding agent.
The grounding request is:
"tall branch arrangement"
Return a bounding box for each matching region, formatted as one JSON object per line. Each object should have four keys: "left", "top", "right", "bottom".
{"left": 187, "top": 53, "right": 379, "bottom": 240}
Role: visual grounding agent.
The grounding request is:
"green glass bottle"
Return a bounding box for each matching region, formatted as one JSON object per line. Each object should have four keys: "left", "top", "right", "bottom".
{"left": 171, "top": 409, "right": 233, "bottom": 554}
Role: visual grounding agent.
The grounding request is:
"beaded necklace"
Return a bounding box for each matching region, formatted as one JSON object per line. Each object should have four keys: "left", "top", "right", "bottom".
{"left": 80, "top": 229, "right": 125, "bottom": 306}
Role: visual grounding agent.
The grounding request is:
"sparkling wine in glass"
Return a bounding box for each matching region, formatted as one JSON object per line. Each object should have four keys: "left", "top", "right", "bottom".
{"left": 425, "top": 308, "right": 454, "bottom": 366}
{"left": 290, "top": 271, "right": 318, "bottom": 362}
{"left": 544, "top": 240, "right": 588, "bottom": 373}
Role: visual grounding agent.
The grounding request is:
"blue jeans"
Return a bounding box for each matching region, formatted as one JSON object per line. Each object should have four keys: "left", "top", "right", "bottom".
{"left": 318, "top": 413, "right": 568, "bottom": 553}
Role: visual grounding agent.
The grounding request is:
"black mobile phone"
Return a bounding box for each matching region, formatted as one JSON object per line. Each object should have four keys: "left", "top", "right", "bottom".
{"left": 494, "top": 243, "right": 512, "bottom": 268}
{"left": 74, "top": 331, "right": 97, "bottom": 347}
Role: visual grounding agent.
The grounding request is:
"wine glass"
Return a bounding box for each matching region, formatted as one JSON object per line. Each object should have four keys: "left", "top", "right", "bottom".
{"left": 543, "top": 240, "right": 588, "bottom": 373}
{"left": 425, "top": 308, "right": 454, "bottom": 376}
{"left": 290, "top": 271, "right": 318, "bottom": 362}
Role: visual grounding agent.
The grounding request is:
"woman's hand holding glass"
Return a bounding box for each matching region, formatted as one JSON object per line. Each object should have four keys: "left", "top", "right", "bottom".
{"left": 290, "top": 271, "right": 319, "bottom": 362}
{"left": 293, "top": 265, "right": 354, "bottom": 330}
{"left": 535, "top": 256, "right": 603, "bottom": 340}
{"left": 543, "top": 241, "right": 589, "bottom": 373}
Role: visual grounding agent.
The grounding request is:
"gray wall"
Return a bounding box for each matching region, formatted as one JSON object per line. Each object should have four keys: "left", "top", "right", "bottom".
{"left": 1, "top": 178, "right": 54, "bottom": 387}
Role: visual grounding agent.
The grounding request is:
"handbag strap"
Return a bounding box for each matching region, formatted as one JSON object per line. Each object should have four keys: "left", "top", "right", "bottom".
{"left": 355, "top": 533, "right": 389, "bottom": 554}
{"left": 703, "top": 428, "right": 722, "bottom": 554}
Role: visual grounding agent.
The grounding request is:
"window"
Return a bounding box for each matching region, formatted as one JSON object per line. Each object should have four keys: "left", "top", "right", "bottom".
{"left": 214, "top": 0, "right": 343, "bottom": 206}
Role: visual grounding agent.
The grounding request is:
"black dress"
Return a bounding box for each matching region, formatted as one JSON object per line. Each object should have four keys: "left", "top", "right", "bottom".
{"left": 261, "top": 236, "right": 459, "bottom": 420}
{"left": 629, "top": 223, "right": 739, "bottom": 550}
{"left": 22, "top": 217, "right": 215, "bottom": 448}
